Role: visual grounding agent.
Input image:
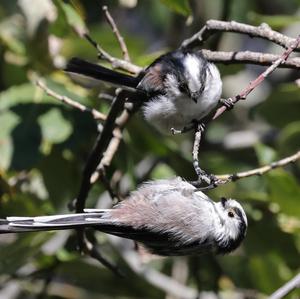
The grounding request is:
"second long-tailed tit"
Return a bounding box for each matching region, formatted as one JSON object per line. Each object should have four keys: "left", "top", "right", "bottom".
{"left": 65, "top": 50, "right": 222, "bottom": 134}
{"left": 0, "top": 177, "right": 247, "bottom": 256}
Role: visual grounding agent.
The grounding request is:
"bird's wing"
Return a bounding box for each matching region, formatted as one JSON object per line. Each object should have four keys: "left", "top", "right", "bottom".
{"left": 110, "top": 178, "right": 217, "bottom": 245}
{"left": 137, "top": 63, "right": 165, "bottom": 93}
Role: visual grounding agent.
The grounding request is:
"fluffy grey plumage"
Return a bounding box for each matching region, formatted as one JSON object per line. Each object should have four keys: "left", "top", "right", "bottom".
{"left": 0, "top": 178, "right": 247, "bottom": 256}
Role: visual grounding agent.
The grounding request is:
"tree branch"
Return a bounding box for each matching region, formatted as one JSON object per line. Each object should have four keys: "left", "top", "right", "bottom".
{"left": 212, "top": 34, "right": 300, "bottom": 120}
{"left": 202, "top": 49, "right": 300, "bottom": 69}
{"left": 74, "top": 89, "right": 129, "bottom": 213}
{"left": 81, "top": 234, "right": 123, "bottom": 277}
{"left": 269, "top": 272, "right": 300, "bottom": 299}
{"left": 108, "top": 237, "right": 200, "bottom": 299}
{"left": 102, "top": 5, "right": 131, "bottom": 62}
{"left": 217, "top": 150, "right": 300, "bottom": 183}
{"left": 91, "top": 102, "right": 142, "bottom": 185}
{"left": 190, "top": 35, "right": 300, "bottom": 185}
{"left": 181, "top": 19, "right": 300, "bottom": 51}
{"left": 36, "top": 79, "right": 106, "bottom": 121}
{"left": 83, "top": 33, "right": 141, "bottom": 74}
{"left": 193, "top": 150, "right": 300, "bottom": 190}
{"left": 192, "top": 125, "right": 211, "bottom": 184}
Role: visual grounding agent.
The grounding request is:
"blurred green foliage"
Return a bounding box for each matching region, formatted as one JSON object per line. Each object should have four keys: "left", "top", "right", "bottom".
{"left": 0, "top": 0, "right": 299, "bottom": 298}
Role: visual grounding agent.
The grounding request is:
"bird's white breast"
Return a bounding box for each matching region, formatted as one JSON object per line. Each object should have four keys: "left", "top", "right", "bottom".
{"left": 142, "top": 63, "right": 222, "bottom": 134}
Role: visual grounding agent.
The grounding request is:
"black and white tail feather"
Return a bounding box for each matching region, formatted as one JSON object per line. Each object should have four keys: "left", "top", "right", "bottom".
{"left": 0, "top": 211, "right": 108, "bottom": 233}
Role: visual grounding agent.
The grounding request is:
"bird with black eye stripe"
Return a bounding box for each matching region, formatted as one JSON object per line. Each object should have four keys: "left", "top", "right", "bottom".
{"left": 65, "top": 49, "right": 222, "bottom": 135}
{"left": 0, "top": 178, "right": 247, "bottom": 256}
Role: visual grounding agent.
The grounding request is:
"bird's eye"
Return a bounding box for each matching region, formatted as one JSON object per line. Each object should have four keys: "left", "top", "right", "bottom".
{"left": 228, "top": 211, "right": 234, "bottom": 218}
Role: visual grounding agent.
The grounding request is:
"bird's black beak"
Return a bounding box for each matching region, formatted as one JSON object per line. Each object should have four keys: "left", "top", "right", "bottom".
{"left": 221, "top": 197, "right": 228, "bottom": 207}
{"left": 190, "top": 92, "right": 199, "bottom": 103}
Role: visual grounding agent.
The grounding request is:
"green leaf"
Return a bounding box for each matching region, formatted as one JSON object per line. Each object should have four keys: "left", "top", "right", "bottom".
{"left": 53, "top": 0, "right": 87, "bottom": 34}
{"left": 248, "top": 254, "right": 289, "bottom": 293}
{"left": 9, "top": 106, "right": 42, "bottom": 170}
{"left": 256, "top": 83, "right": 300, "bottom": 128}
{"left": 0, "top": 83, "right": 53, "bottom": 111}
{"left": 0, "top": 233, "right": 52, "bottom": 275}
{"left": 38, "top": 148, "right": 80, "bottom": 208}
{"left": 0, "top": 15, "right": 26, "bottom": 55}
{"left": 0, "top": 111, "right": 20, "bottom": 170}
{"left": 151, "top": 163, "right": 176, "bottom": 179}
{"left": 38, "top": 108, "right": 72, "bottom": 144}
{"left": 160, "top": 0, "right": 191, "bottom": 16}
{"left": 18, "top": 0, "right": 56, "bottom": 37}
{"left": 277, "top": 121, "right": 300, "bottom": 155}
{"left": 248, "top": 12, "right": 300, "bottom": 29}
{"left": 255, "top": 143, "right": 277, "bottom": 165}
{"left": 266, "top": 170, "right": 300, "bottom": 217}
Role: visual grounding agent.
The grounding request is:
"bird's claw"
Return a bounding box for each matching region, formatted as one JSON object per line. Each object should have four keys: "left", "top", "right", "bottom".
{"left": 171, "top": 127, "right": 182, "bottom": 135}
{"left": 220, "top": 98, "right": 234, "bottom": 110}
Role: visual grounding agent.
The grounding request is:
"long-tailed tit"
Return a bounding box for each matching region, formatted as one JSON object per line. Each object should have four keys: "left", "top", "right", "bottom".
{"left": 65, "top": 50, "right": 222, "bottom": 134}
{"left": 0, "top": 178, "right": 247, "bottom": 256}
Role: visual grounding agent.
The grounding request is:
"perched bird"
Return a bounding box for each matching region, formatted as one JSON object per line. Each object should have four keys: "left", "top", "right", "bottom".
{"left": 0, "top": 178, "right": 247, "bottom": 256}
{"left": 65, "top": 50, "right": 222, "bottom": 134}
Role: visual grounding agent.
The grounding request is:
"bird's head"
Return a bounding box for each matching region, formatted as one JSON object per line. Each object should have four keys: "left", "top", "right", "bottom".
{"left": 215, "top": 197, "right": 248, "bottom": 254}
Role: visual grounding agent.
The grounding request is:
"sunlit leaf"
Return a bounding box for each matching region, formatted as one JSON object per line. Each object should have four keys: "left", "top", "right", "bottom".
{"left": 277, "top": 121, "right": 300, "bottom": 155}
{"left": 255, "top": 143, "right": 277, "bottom": 165}
{"left": 53, "top": 0, "right": 87, "bottom": 35}
{"left": 0, "top": 112, "right": 19, "bottom": 170}
{"left": 18, "top": 0, "right": 57, "bottom": 36}
{"left": 266, "top": 170, "right": 300, "bottom": 217}
{"left": 160, "top": 0, "right": 191, "bottom": 16}
{"left": 38, "top": 108, "right": 72, "bottom": 144}
{"left": 0, "top": 15, "right": 25, "bottom": 55}
{"left": 256, "top": 83, "right": 300, "bottom": 128}
{"left": 248, "top": 12, "right": 300, "bottom": 29}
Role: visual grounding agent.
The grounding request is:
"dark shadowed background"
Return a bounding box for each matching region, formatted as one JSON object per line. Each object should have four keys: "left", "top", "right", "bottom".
{"left": 0, "top": 0, "right": 299, "bottom": 298}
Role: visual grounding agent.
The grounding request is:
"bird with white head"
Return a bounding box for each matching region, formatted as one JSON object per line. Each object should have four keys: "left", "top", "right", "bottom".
{"left": 0, "top": 178, "right": 247, "bottom": 256}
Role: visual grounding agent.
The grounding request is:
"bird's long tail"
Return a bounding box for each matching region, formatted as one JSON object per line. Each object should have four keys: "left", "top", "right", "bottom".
{"left": 0, "top": 210, "right": 110, "bottom": 234}
{"left": 65, "top": 57, "right": 140, "bottom": 89}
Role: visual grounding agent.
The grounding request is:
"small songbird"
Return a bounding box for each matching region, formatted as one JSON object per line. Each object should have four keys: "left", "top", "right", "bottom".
{"left": 0, "top": 178, "right": 247, "bottom": 256}
{"left": 65, "top": 50, "right": 222, "bottom": 134}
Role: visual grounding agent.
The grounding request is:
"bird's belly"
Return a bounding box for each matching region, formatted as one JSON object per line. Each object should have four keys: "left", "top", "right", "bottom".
{"left": 142, "top": 94, "right": 218, "bottom": 134}
{"left": 177, "top": 95, "right": 217, "bottom": 120}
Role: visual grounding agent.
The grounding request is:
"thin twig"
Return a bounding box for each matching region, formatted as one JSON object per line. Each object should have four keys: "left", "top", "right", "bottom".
{"left": 74, "top": 89, "right": 128, "bottom": 213}
{"left": 214, "top": 150, "right": 300, "bottom": 186}
{"left": 191, "top": 150, "right": 300, "bottom": 190}
{"left": 102, "top": 5, "right": 131, "bottom": 62}
{"left": 83, "top": 33, "right": 141, "bottom": 74}
{"left": 91, "top": 100, "right": 143, "bottom": 187}
{"left": 269, "top": 272, "right": 300, "bottom": 299}
{"left": 192, "top": 124, "right": 211, "bottom": 184}
{"left": 36, "top": 80, "right": 106, "bottom": 121}
{"left": 212, "top": 34, "right": 300, "bottom": 120}
{"left": 202, "top": 49, "right": 300, "bottom": 69}
{"left": 82, "top": 235, "right": 123, "bottom": 277}
{"left": 190, "top": 34, "right": 300, "bottom": 187}
{"left": 108, "top": 236, "right": 200, "bottom": 299}
{"left": 181, "top": 19, "right": 300, "bottom": 51}
{"left": 93, "top": 165, "right": 122, "bottom": 202}
{"left": 190, "top": 35, "right": 300, "bottom": 186}
{"left": 35, "top": 270, "right": 55, "bottom": 299}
